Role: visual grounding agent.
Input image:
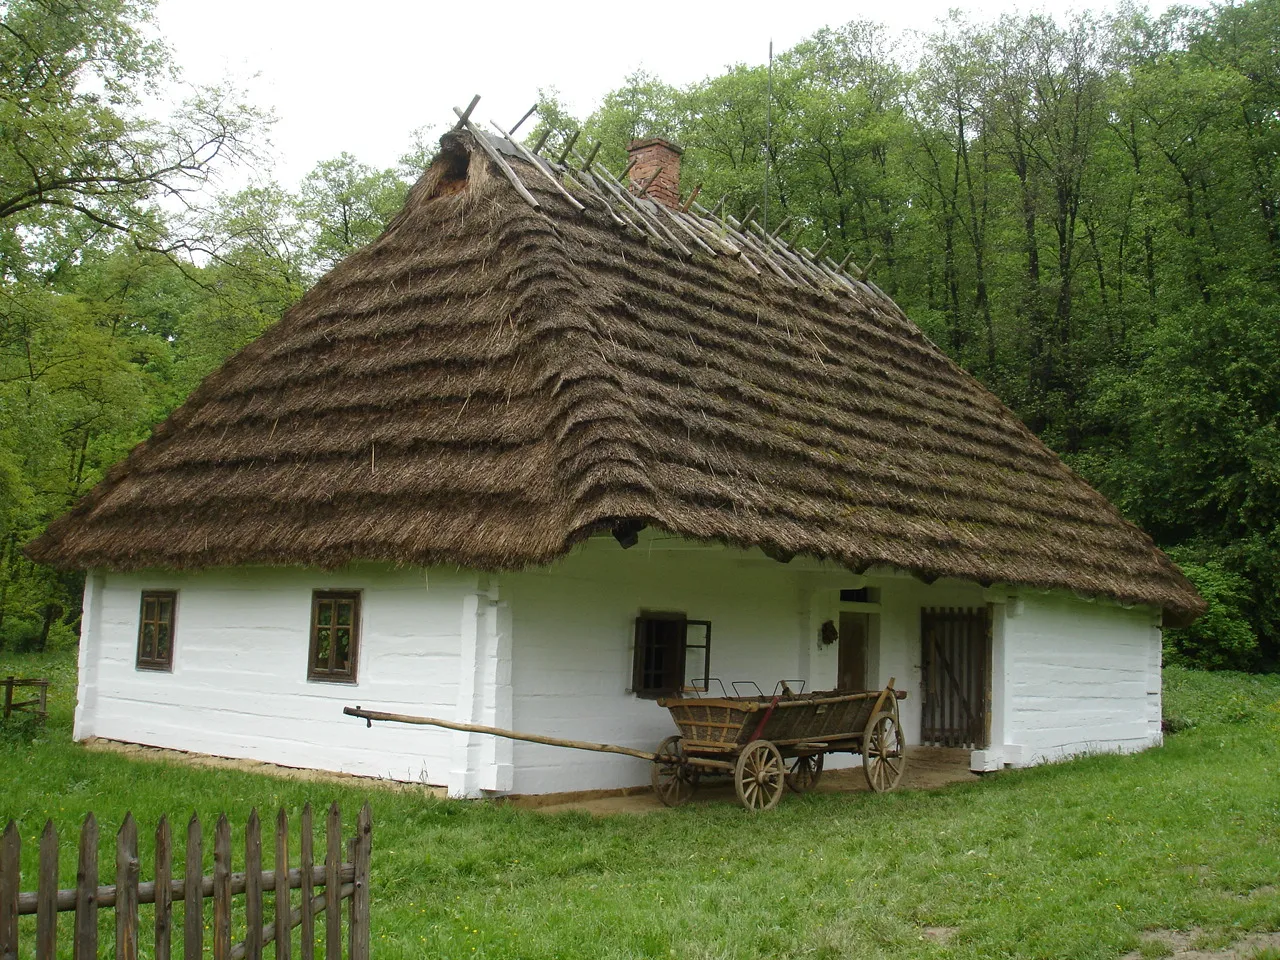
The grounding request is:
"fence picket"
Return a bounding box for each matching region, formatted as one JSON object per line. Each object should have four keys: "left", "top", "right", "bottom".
{"left": 116, "top": 814, "right": 139, "bottom": 960}
{"left": 184, "top": 815, "right": 202, "bottom": 960}
{"left": 213, "top": 816, "right": 231, "bottom": 960}
{"left": 299, "top": 805, "right": 314, "bottom": 960}
{"left": 349, "top": 803, "right": 372, "bottom": 960}
{"left": 155, "top": 817, "right": 172, "bottom": 960}
{"left": 275, "top": 810, "right": 291, "bottom": 960}
{"left": 324, "top": 806, "right": 340, "bottom": 960}
{"left": 36, "top": 821, "right": 57, "bottom": 960}
{"left": 244, "top": 810, "right": 262, "bottom": 960}
{"left": 1, "top": 820, "right": 18, "bottom": 960}
{"left": 73, "top": 813, "right": 97, "bottom": 960}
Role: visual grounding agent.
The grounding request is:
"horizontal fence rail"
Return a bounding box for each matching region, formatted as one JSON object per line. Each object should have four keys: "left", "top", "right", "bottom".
{"left": 0, "top": 802, "right": 371, "bottom": 960}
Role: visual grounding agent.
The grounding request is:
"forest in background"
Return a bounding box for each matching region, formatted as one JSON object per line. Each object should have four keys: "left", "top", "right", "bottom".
{"left": 1, "top": 0, "right": 1276, "bottom": 668}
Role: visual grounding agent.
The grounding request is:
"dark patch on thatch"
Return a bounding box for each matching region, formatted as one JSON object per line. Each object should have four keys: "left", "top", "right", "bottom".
{"left": 27, "top": 133, "right": 1204, "bottom": 624}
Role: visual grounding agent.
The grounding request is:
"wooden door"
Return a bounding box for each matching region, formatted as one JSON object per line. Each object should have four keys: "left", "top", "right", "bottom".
{"left": 920, "top": 607, "right": 991, "bottom": 748}
{"left": 838, "top": 612, "right": 868, "bottom": 691}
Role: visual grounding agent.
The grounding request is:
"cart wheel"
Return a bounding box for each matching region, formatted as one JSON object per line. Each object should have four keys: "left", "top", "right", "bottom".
{"left": 651, "top": 735, "right": 698, "bottom": 807}
{"left": 734, "top": 740, "right": 786, "bottom": 812}
{"left": 863, "top": 711, "right": 907, "bottom": 793}
{"left": 785, "top": 752, "right": 824, "bottom": 793}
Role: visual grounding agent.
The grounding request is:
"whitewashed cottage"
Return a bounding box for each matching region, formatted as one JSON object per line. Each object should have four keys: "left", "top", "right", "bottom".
{"left": 30, "top": 115, "right": 1203, "bottom": 799}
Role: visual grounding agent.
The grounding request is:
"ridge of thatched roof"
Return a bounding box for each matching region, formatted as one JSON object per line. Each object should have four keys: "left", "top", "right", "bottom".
{"left": 28, "top": 121, "right": 1204, "bottom": 625}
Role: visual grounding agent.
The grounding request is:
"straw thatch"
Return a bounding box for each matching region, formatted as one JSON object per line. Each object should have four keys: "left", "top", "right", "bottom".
{"left": 28, "top": 131, "right": 1204, "bottom": 624}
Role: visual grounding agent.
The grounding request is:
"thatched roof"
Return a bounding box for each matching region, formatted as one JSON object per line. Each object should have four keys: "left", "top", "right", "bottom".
{"left": 28, "top": 127, "right": 1204, "bottom": 624}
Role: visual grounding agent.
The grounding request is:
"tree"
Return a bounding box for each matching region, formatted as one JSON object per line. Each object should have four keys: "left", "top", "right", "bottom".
{"left": 0, "top": 0, "right": 265, "bottom": 270}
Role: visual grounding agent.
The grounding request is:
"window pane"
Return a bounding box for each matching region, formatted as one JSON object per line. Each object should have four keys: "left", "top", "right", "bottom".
{"left": 143, "top": 598, "right": 156, "bottom": 623}
{"left": 314, "top": 627, "right": 331, "bottom": 669}
{"left": 317, "top": 601, "right": 333, "bottom": 627}
{"left": 141, "top": 623, "right": 156, "bottom": 659}
{"left": 336, "top": 601, "right": 352, "bottom": 627}
{"left": 157, "top": 598, "right": 172, "bottom": 627}
{"left": 156, "top": 623, "right": 170, "bottom": 661}
{"left": 334, "top": 628, "right": 351, "bottom": 670}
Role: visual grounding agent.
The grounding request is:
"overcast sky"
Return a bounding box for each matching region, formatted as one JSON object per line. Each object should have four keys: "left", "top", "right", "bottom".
{"left": 154, "top": 0, "right": 1167, "bottom": 188}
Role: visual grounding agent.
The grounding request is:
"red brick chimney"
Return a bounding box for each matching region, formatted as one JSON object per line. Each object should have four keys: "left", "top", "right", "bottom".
{"left": 627, "top": 138, "right": 683, "bottom": 209}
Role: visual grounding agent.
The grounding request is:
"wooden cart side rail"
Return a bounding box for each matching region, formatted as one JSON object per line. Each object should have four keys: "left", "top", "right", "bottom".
{"left": 659, "top": 689, "right": 907, "bottom": 712}
{"left": 343, "top": 706, "right": 659, "bottom": 763}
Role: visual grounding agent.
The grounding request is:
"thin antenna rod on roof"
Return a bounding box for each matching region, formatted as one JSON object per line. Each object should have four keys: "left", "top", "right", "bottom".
{"left": 510, "top": 104, "right": 537, "bottom": 136}
{"left": 453, "top": 94, "right": 481, "bottom": 130}
{"left": 555, "top": 130, "right": 581, "bottom": 165}
{"left": 763, "top": 40, "right": 773, "bottom": 234}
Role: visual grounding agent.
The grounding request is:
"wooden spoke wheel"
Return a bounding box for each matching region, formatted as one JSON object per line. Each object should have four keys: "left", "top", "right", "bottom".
{"left": 785, "top": 752, "right": 825, "bottom": 793}
{"left": 734, "top": 740, "right": 786, "bottom": 812}
{"left": 863, "top": 711, "right": 907, "bottom": 793}
{"left": 651, "top": 735, "right": 699, "bottom": 807}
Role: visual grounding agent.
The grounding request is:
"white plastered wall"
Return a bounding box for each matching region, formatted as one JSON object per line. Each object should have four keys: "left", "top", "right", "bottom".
{"left": 988, "top": 592, "right": 1163, "bottom": 766}
{"left": 76, "top": 565, "right": 474, "bottom": 783}
{"left": 500, "top": 534, "right": 991, "bottom": 795}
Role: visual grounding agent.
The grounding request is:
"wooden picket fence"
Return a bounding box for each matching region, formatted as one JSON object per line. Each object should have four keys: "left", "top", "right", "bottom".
{"left": 0, "top": 803, "right": 371, "bottom": 960}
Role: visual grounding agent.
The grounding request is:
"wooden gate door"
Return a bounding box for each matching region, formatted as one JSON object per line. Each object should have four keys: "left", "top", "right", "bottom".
{"left": 920, "top": 607, "right": 991, "bottom": 748}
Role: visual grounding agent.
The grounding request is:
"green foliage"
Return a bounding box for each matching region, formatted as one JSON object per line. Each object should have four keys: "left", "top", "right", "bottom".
{"left": 1161, "top": 663, "right": 1280, "bottom": 730}
{"left": 1164, "top": 552, "right": 1260, "bottom": 670}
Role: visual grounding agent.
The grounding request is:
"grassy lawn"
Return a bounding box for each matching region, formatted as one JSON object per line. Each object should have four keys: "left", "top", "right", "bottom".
{"left": 2, "top": 646, "right": 1279, "bottom": 960}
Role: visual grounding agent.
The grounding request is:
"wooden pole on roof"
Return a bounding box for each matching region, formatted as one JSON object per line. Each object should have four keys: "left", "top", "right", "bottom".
{"left": 618, "top": 157, "right": 638, "bottom": 181}
{"left": 555, "top": 130, "right": 580, "bottom": 165}
{"left": 636, "top": 166, "right": 664, "bottom": 196}
{"left": 510, "top": 104, "right": 537, "bottom": 136}
{"left": 490, "top": 118, "right": 586, "bottom": 211}
{"left": 680, "top": 183, "right": 703, "bottom": 212}
{"left": 580, "top": 141, "right": 602, "bottom": 172}
{"left": 452, "top": 95, "right": 481, "bottom": 130}
{"left": 452, "top": 106, "right": 542, "bottom": 211}
{"left": 532, "top": 129, "right": 551, "bottom": 153}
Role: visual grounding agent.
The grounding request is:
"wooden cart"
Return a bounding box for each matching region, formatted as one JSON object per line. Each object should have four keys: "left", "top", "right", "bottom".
{"left": 343, "top": 678, "right": 907, "bottom": 813}
{"left": 650, "top": 680, "right": 908, "bottom": 811}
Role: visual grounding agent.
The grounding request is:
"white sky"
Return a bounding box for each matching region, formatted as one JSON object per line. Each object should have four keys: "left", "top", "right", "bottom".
{"left": 154, "top": 0, "right": 1164, "bottom": 188}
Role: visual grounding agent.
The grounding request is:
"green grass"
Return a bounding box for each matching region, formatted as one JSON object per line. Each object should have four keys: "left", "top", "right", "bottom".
{"left": 3, "top": 647, "right": 1279, "bottom": 959}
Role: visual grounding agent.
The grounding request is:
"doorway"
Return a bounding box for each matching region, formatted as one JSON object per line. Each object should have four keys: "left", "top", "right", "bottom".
{"left": 920, "top": 607, "right": 991, "bottom": 748}
{"left": 838, "top": 611, "right": 869, "bottom": 691}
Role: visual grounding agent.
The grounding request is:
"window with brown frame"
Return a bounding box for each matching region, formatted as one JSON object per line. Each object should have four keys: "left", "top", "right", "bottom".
{"left": 631, "top": 613, "right": 712, "bottom": 698}
{"left": 308, "top": 591, "right": 361, "bottom": 683}
{"left": 136, "top": 591, "right": 177, "bottom": 671}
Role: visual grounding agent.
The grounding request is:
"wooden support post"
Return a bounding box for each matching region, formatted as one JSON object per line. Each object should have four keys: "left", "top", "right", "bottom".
{"left": 274, "top": 811, "right": 291, "bottom": 960}
{"left": 184, "top": 815, "right": 202, "bottom": 960}
{"left": 348, "top": 804, "right": 372, "bottom": 960}
{"left": 73, "top": 813, "right": 97, "bottom": 960}
{"left": 618, "top": 157, "right": 637, "bottom": 181}
{"left": 155, "top": 817, "right": 171, "bottom": 960}
{"left": 116, "top": 813, "right": 139, "bottom": 960}
{"left": 1, "top": 820, "right": 17, "bottom": 960}
{"left": 299, "top": 805, "right": 314, "bottom": 960}
{"left": 213, "top": 816, "right": 231, "bottom": 960}
{"left": 244, "top": 810, "right": 262, "bottom": 960}
{"left": 531, "top": 129, "right": 551, "bottom": 153}
{"left": 636, "top": 166, "right": 663, "bottom": 197}
{"left": 36, "top": 822, "right": 57, "bottom": 960}
{"left": 580, "top": 141, "right": 602, "bottom": 172}
{"left": 324, "top": 806, "right": 340, "bottom": 960}
{"left": 2, "top": 677, "right": 12, "bottom": 721}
